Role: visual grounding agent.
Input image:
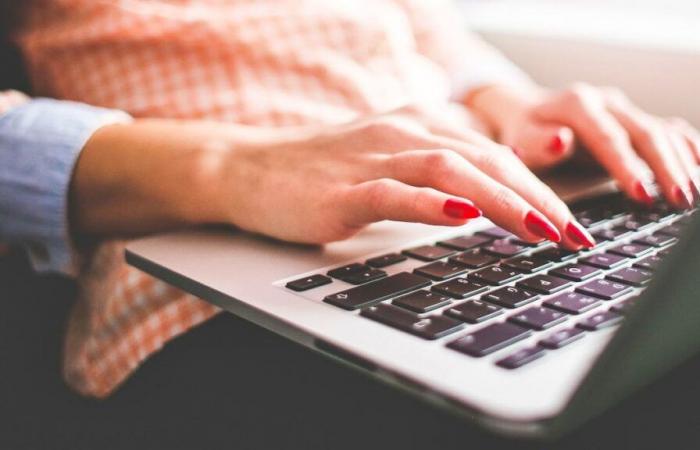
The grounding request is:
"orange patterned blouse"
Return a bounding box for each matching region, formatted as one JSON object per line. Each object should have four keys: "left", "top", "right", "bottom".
{"left": 10, "top": 0, "right": 527, "bottom": 397}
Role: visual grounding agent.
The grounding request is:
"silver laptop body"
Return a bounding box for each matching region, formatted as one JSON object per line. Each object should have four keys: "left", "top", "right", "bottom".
{"left": 125, "top": 173, "right": 700, "bottom": 438}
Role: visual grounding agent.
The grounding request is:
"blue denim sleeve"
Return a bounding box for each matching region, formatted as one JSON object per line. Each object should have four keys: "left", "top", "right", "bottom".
{"left": 0, "top": 99, "right": 131, "bottom": 276}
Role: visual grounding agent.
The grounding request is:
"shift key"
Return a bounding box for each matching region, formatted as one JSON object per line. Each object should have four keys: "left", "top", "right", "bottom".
{"left": 324, "top": 272, "right": 431, "bottom": 310}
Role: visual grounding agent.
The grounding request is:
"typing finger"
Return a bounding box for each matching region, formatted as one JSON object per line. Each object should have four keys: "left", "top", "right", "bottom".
{"left": 386, "top": 149, "right": 562, "bottom": 244}
{"left": 340, "top": 178, "right": 481, "bottom": 227}
{"left": 607, "top": 99, "right": 693, "bottom": 209}
{"left": 534, "top": 86, "right": 655, "bottom": 206}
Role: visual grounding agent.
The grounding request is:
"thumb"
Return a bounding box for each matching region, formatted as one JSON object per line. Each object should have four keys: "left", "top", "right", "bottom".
{"left": 509, "top": 123, "right": 575, "bottom": 169}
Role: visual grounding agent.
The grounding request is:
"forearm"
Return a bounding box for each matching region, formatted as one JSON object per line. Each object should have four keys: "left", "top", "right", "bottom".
{"left": 70, "top": 119, "right": 268, "bottom": 236}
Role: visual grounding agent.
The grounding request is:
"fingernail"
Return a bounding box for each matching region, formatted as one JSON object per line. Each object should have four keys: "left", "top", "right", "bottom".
{"left": 443, "top": 198, "right": 482, "bottom": 219}
{"left": 510, "top": 146, "right": 522, "bottom": 159}
{"left": 565, "top": 221, "right": 596, "bottom": 248}
{"left": 524, "top": 211, "right": 561, "bottom": 242}
{"left": 672, "top": 185, "right": 693, "bottom": 209}
{"left": 549, "top": 133, "right": 566, "bottom": 154}
{"left": 689, "top": 180, "right": 700, "bottom": 205}
{"left": 633, "top": 181, "right": 655, "bottom": 207}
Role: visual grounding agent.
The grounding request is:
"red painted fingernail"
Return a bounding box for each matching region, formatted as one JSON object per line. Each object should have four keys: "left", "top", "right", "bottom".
{"left": 549, "top": 134, "right": 566, "bottom": 154}
{"left": 510, "top": 146, "right": 523, "bottom": 159}
{"left": 672, "top": 185, "right": 693, "bottom": 209}
{"left": 633, "top": 181, "right": 654, "bottom": 207}
{"left": 524, "top": 211, "right": 561, "bottom": 242}
{"left": 443, "top": 198, "right": 482, "bottom": 219}
{"left": 565, "top": 221, "right": 596, "bottom": 249}
{"left": 689, "top": 180, "right": 700, "bottom": 205}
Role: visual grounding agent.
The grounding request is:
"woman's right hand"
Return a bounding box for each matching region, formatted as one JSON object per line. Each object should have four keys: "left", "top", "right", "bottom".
{"left": 213, "top": 109, "right": 595, "bottom": 249}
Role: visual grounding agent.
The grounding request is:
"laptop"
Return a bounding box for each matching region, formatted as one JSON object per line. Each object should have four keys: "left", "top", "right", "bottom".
{"left": 124, "top": 169, "right": 700, "bottom": 438}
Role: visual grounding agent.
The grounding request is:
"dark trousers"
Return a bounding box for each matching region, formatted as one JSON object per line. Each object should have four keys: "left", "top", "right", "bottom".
{"left": 2, "top": 250, "right": 700, "bottom": 450}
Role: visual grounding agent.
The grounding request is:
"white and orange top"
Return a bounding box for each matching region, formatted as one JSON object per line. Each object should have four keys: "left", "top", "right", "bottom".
{"left": 4, "top": 0, "right": 528, "bottom": 397}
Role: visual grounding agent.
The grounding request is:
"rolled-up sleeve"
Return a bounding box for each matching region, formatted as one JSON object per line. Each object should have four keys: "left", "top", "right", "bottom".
{"left": 0, "top": 96, "right": 130, "bottom": 276}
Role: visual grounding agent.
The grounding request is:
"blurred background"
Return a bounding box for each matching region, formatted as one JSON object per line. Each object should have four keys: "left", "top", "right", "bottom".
{"left": 459, "top": 0, "right": 700, "bottom": 125}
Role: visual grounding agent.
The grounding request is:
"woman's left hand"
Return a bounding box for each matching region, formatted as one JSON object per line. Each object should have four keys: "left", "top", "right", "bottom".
{"left": 468, "top": 83, "right": 700, "bottom": 209}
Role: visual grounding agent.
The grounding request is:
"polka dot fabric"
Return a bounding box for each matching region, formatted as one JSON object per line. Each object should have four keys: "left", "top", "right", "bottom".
{"left": 12, "top": 0, "right": 520, "bottom": 397}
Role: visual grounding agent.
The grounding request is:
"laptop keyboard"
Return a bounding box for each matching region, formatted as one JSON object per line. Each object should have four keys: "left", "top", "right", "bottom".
{"left": 283, "top": 193, "right": 695, "bottom": 370}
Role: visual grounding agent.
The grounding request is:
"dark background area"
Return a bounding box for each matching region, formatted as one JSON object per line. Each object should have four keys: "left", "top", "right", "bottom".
{"left": 2, "top": 249, "right": 700, "bottom": 450}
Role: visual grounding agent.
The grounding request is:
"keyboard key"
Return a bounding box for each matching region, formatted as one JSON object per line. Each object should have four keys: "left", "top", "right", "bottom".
{"left": 327, "top": 263, "right": 367, "bottom": 279}
{"left": 576, "top": 311, "right": 624, "bottom": 331}
{"left": 482, "top": 286, "right": 539, "bottom": 309}
{"left": 449, "top": 248, "right": 499, "bottom": 269}
{"left": 593, "top": 227, "right": 631, "bottom": 241}
{"left": 503, "top": 256, "right": 553, "bottom": 273}
{"left": 543, "top": 292, "right": 601, "bottom": 315}
{"left": 509, "top": 238, "right": 549, "bottom": 248}
{"left": 437, "top": 235, "right": 492, "bottom": 251}
{"left": 496, "top": 347, "right": 545, "bottom": 369}
{"left": 656, "top": 223, "right": 684, "bottom": 238}
{"left": 657, "top": 248, "right": 673, "bottom": 258}
{"left": 633, "top": 233, "right": 677, "bottom": 248}
{"left": 413, "top": 261, "right": 468, "bottom": 281}
{"left": 633, "top": 254, "right": 664, "bottom": 271}
{"left": 324, "top": 272, "right": 431, "bottom": 310}
{"left": 517, "top": 274, "right": 571, "bottom": 295}
{"left": 579, "top": 252, "right": 628, "bottom": 270}
{"left": 639, "top": 205, "right": 676, "bottom": 223}
{"left": 402, "top": 245, "right": 455, "bottom": 262}
{"left": 540, "top": 327, "right": 585, "bottom": 349}
{"left": 393, "top": 290, "right": 451, "bottom": 313}
{"left": 447, "top": 322, "right": 532, "bottom": 357}
{"left": 573, "top": 209, "right": 609, "bottom": 228}
{"left": 432, "top": 277, "right": 488, "bottom": 299}
{"left": 610, "top": 297, "right": 639, "bottom": 314}
{"left": 341, "top": 268, "right": 387, "bottom": 285}
{"left": 676, "top": 214, "right": 694, "bottom": 225}
{"left": 606, "top": 267, "right": 653, "bottom": 287}
{"left": 366, "top": 253, "right": 407, "bottom": 268}
{"left": 607, "top": 243, "right": 654, "bottom": 258}
{"left": 286, "top": 274, "right": 332, "bottom": 292}
{"left": 618, "top": 214, "right": 656, "bottom": 231}
{"left": 534, "top": 247, "right": 578, "bottom": 262}
{"left": 482, "top": 239, "right": 527, "bottom": 257}
{"left": 576, "top": 279, "right": 633, "bottom": 300}
{"left": 470, "top": 265, "right": 523, "bottom": 286}
{"left": 549, "top": 263, "right": 602, "bottom": 282}
{"left": 508, "top": 306, "right": 567, "bottom": 330}
{"left": 476, "top": 226, "right": 513, "bottom": 239}
{"left": 445, "top": 300, "right": 502, "bottom": 323}
{"left": 361, "top": 304, "right": 464, "bottom": 340}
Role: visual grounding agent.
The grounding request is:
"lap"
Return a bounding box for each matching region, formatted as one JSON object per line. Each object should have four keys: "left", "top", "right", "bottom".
{"left": 2, "top": 250, "right": 700, "bottom": 450}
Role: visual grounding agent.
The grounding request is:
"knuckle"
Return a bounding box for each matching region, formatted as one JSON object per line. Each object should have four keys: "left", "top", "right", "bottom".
{"left": 372, "top": 116, "right": 418, "bottom": 136}
{"left": 565, "top": 83, "right": 596, "bottom": 107}
{"left": 364, "top": 178, "right": 396, "bottom": 212}
{"left": 489, "top": 185, "right": 517, "bottom": 211}
{"left": 411, "top": 187, "right": 434, "bottom": 213}
{"left": 361, "top": 119, "right": 392, "bottom": 139}
{"left": 537, "top": 193, "right": 569, "bottom": 221}
{"left": 591, "top": 130, "right": 618, "bottom": 149}
{"left": 424, "top": 149, "right": 460, "bottom": 176}
{"left": 494, "top": 144, "right": 519, "bottom": 160}
{"left": 637, "top": 121, "right": 664, "bottom": 147}
{"left": 476, "top": 150, "right": 509, "bottom": 175}
{"left": 399, "top": 103, "right": 423, "bottom": 117}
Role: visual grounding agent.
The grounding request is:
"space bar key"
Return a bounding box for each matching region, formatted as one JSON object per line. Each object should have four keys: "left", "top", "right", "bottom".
{"left": 323, "top": 272, "right": 431, "bottom": 310}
